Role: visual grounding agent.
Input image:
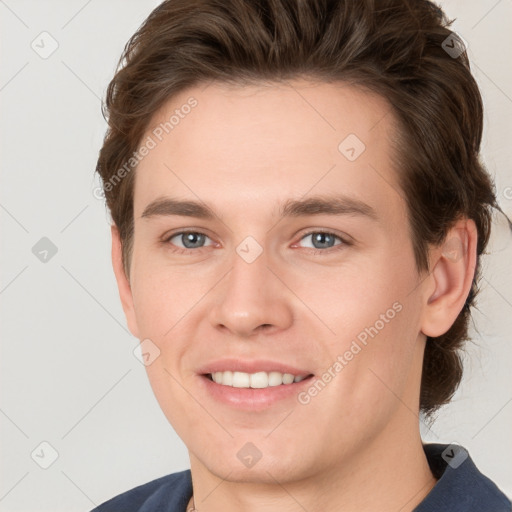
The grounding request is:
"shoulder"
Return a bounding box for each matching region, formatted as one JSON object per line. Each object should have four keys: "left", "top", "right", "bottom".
{"left": 89, "top": 469, "right": 193, "bottom": 512}
{"left": 416, "top": 443, "right": 511, "bottom": 512}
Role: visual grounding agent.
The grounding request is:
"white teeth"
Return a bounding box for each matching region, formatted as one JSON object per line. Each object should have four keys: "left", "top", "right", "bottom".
{"left": 210, "top": 371, "right": 309, "bottom": 388}
{"left": 282, "top": 373, "right": 295, "bottom": 384}
{"left": 268, "top": 371, "right": 283, "bottom": 387}
{"left": 250, "top": 371, "right": 268, "bottom": 388}
{"left": 232, "top": 371, "right": 250, "bottom": 388}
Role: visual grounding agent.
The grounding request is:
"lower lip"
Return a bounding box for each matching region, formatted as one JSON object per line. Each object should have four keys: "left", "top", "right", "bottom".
{"left": 199, "top": 374, "right": 315, "bottom": 411}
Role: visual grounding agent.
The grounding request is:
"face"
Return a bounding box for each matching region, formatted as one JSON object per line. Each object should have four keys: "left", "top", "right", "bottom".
{"left": 116, "top": 79, "right": 431, "bottom": 484}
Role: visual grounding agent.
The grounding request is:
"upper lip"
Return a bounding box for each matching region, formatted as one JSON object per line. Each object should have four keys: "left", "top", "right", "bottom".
{"left": 197, "top": 358, "right": 313, "bottom": 376}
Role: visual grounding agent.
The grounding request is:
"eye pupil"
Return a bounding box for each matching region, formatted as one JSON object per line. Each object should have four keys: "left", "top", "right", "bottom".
{"left": 183, "top": 232, "right": 204, "bottom": 248}
{"left": 312, "top": 232, "right": 335, "bottom": 249}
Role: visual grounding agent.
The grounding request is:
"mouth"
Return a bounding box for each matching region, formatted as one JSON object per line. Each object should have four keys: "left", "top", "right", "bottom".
{"left": 196, "top": 359, "right": 316, "bottom": 409}
{"left": 203, "top": 370, "right": 314, "bottom": 389}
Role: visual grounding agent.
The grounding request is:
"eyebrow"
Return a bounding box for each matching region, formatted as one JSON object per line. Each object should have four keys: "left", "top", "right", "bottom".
{"left": 140, "top": 194, "right": 378, "bottom": 222}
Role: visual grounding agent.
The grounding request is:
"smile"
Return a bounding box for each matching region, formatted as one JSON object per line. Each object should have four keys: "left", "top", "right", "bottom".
{"left": 207, "top": 370, "right": 311, "bottom": 388}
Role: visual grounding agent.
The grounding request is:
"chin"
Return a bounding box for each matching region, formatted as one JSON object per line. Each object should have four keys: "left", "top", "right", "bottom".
{"left": 192, "top": 438, "right": 315, "bottom": 485}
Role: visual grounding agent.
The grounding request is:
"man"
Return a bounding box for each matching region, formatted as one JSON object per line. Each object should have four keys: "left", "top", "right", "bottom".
{"left": 91, "top": 0, "right": 511, "bottom": 510}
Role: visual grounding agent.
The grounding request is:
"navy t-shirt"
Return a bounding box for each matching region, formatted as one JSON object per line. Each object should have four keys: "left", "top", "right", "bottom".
{"left": 90, "top": 443, "right": 511, "bottom": 511}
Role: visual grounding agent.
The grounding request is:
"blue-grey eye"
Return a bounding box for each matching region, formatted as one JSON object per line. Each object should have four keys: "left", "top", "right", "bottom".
{"left": 168, "top": 232, "right": 211, "bottom": 249}
{"left": 301, "top": 232, "right": 342, "bottom": 250}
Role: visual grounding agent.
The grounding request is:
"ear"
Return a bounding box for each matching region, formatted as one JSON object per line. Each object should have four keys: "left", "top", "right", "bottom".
{"left": 111, "top": 224, "right": 140, "bottom": 339}
{"left": 420, "top": 218, "right": 478, "bottom": 338}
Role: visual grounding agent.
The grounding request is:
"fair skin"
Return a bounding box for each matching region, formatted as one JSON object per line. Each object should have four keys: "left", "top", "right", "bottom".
{"left": 111, "top": 79, "right": 477, "bottom": 512}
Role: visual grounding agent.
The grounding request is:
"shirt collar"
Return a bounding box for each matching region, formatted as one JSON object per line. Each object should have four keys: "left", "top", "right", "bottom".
{"left": 414, "top": 443, "right": 511, "bottom": 511}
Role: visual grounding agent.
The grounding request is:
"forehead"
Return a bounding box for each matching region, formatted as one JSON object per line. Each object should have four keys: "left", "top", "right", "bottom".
{"left": 133, "top": 79, "right": 405, "bottom": 223}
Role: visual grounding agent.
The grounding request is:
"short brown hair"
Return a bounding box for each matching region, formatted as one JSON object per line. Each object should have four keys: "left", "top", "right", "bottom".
{"left": 96, "top": 0, "right": 500, "bottom": 417}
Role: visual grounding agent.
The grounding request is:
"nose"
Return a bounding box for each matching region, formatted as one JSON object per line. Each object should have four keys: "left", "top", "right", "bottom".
{"left": 207, "top": 242, "right": 294, "bottom": 338}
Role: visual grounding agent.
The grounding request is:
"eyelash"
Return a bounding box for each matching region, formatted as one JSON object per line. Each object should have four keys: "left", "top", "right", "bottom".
{"left": 161, "top": 229, "right": 351, "bottom": 255}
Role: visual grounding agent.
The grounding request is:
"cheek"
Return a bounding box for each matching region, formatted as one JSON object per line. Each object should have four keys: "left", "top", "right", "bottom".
{"left": 310, "top": 309, "right": 420, "bottom": 445}
{"left": 131, "top": 262, "right": 203, "bottom": 337}
{"left": 334, "top": 299, "right": 421, "bottom": 418}
{"left": 131, "top": 286, "right": 166, "bottom": 336}
{"left": 293, "top": 257, "right": 412, "bottom": 338}
{"left": 300, "top": 254, "right": 421, "bottom": 392}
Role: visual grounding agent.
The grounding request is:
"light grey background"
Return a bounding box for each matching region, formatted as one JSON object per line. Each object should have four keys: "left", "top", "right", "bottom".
{"left": 1, "top": 1, "right": 511, "bottom": 510}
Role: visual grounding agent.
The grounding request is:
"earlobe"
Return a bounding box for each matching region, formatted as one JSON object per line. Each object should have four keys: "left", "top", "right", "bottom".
{"left": 111, "top": 224, "right": 140, "bottom": 339}
{"left": 421, "top": 219, "right": 477, "bottom": 338}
